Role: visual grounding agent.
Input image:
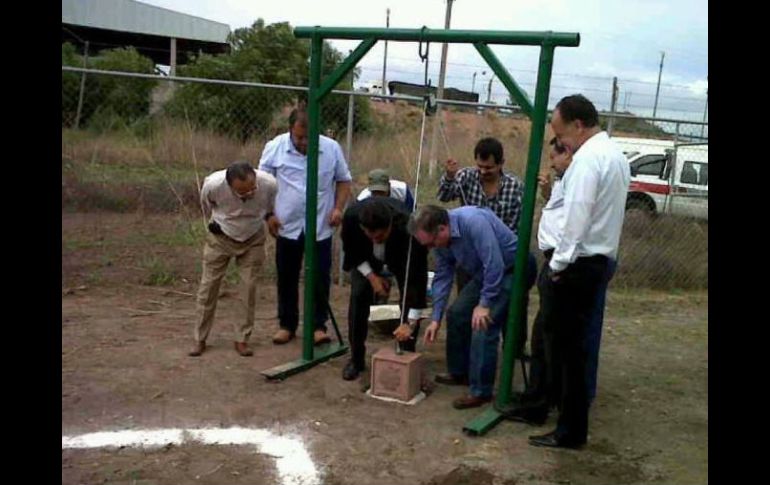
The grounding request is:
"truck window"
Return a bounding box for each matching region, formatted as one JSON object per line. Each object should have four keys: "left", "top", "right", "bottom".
{"left": 631, "top": 155, "right": 667, "bottom": 177}
{"left": 680, "top": 161, "right": 707, "bottom": 186}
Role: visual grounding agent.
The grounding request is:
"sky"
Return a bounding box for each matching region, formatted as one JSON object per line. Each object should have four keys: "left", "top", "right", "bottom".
{"left": 139, "top": 0, "right": 708, "bottom": 122}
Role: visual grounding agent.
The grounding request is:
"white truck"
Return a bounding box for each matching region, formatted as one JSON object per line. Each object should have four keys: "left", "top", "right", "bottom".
{"left": 612, "top": 137, "right": 708, "bottom": 221}
{"left": 358, "top": 81, "right": 386, "bottom": 95}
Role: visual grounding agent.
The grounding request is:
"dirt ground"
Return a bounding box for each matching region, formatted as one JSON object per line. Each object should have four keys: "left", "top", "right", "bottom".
{"left": 62, "top": 212, "right": 708, "bottom": 485}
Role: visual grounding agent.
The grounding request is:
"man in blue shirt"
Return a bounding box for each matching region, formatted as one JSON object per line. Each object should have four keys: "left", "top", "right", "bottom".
{"left": 410, "top": 204, "right": 520, "bottom": 409}
{"left": 259, "top": 108, "right": 353, "bottom": 345}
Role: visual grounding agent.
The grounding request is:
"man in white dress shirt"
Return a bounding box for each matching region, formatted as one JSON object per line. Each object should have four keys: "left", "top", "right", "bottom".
{"left": 525, "top": 95, "right": 630, "bottom": 449}
{"left": 189, "top": 161, "right": 277, "bottom": 358}
{"left": 259, "top": 108, "right": 353, "bottom": 346}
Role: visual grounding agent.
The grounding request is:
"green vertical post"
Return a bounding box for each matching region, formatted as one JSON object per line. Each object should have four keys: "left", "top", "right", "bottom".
{"left": 463, "top": 43, "right": 556, "bottom": 435}
{"left": 498, "top": 43, "right": 555, "bottom": 404}
{"left": 302, "top": 34, "right": 323, "bottom": 362}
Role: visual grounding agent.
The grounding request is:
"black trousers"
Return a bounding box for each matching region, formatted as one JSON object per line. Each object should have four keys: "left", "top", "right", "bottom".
{"left": 348, "top": 269, "right": 420, "bottom": 370}
{"left": 275, "top": 234, "right": 331, "bottom": 333}
{"left": 545, "top": 255, "right": 608, "bottom": 442}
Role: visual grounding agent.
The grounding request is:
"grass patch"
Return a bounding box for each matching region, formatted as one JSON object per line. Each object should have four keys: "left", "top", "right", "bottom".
{"left": 141, "top": 256, "right": 177, "bottom": 286}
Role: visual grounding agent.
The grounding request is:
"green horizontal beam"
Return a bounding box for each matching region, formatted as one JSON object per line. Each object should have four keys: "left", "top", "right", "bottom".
{"left": 295, "top": 27, "right": 579, "bottom": 47}
{"left": 261, "top": 343, "right": 349, "bottom": 381}
{"left": 462, "top": 407, "right": 505, "bottom": 436}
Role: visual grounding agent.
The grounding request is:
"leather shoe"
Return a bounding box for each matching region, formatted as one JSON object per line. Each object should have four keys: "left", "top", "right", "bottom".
{"left": 188, "top": 341, "right": 206, "bottom": 357}
{"left": 434, "top": 373, "right": 469, "bottom": 386}
{"left": 528, "top": 430, "right": 585, "bottom": 449}
{"left": 313, "top": 329, "right": 332, "bottom": 345}
{"left": 497, "top": 404, "right": 548, "bottom": 425}
{"left": 342, "top": 361, "right": 363, "bottom": 381}
{"left": 234, "top": 341, "right": 253, "bottom": 357}
{"left": 272, "top": 329, "right": 295, "bottom": 345}
{"left": 452, "top": 394, "right": 492, "bottom": 409}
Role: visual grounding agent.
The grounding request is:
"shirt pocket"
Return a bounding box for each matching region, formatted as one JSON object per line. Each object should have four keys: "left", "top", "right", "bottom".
{"left": 318, "top": 160, "right": 336, "bottom": 193}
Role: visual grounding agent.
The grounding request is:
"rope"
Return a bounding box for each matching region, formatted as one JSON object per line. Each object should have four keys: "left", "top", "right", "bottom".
{"left": 398, "top": 96, "right": 430, "bottom": 331}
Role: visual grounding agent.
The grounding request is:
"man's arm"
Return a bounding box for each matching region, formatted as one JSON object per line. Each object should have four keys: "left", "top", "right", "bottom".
{"left": 467, "top": 217, "right": 507, "bottom": 309}
{"left": 549, "top": 160, "right": 600, "bottom": 273}
{"left": 199, "top": 178, "right": 214, "bottom": 222}
{"left": 330, "top": 142, "right": 353, "bottom": 226}
{"left": 430, "top": 249, "right": 456, "bottom": 323}
{"left": 257, "top": 138, "right": 279, "bottom": 177}
{"left": 437, "top": 164, "right": 464, "bottom": 202}
{"left": 506, "top": 176, "right": 524, "bottom": 232}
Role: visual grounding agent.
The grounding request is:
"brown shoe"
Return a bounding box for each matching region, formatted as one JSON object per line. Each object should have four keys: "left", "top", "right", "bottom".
{"left": 188, "top": 341, "right": 206, "bottom": 357}
{"left": 313, "top": 329, "right": 331, "bottom": 345}
{"left": 272, "top": 329, "right": 295, "bottom": 345}
{"left": 452, "top": 394, "right": 493, "bottom": 410}
{"left": 434, "top": 373, "right": 469, "bottom": 386}
{"left": 234, "top": 341, "right": 253, "bottom": 357}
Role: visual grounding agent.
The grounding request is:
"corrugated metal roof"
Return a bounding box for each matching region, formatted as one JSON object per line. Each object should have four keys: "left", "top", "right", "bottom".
{"left": 62, "top": 0, "right": 230, "bottom": 44}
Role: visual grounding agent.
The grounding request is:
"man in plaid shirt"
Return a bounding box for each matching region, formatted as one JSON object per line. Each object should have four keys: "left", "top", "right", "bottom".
{"left": 435, "top": 137, "right": 535, "bottom": 364}
{"left": 437, "top": 137, "right": 524, "bottom": 232}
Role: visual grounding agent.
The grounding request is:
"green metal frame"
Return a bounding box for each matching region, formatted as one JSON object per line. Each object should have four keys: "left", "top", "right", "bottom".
{"left": 263, "top": 26, "right": 579, "bottom": 437}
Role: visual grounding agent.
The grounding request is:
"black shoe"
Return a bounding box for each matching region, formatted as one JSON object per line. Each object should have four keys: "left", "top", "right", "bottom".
{"left": 528, "top": 430, "right": 586, "bottom": 449}
{"left": 497, "top": 403, "right": 548, "bottom": 425}
{"left": 434, "top": 373, "right": 469, "bottom": 386}
{"left": 342, "top": 361, "right": 363, "bottom": 381}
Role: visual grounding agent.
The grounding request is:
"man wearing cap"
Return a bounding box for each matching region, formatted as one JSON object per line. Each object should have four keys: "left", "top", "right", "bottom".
{"left": 188, "top": 161, "right": 277, "bottom": 357}
{"left": 357, "top": 168, "right": 415, "bottom": 212}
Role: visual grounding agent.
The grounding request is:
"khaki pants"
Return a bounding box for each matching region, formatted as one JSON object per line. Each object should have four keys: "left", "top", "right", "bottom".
{"left": 193, "top": 230, "right": 266, "bottom": 343}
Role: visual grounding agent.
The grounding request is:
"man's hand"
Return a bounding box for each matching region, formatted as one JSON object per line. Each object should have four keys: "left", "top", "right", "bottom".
{"left": 538, "top": 171, "right": 552, "bottom": 199}
{"left": 444, "top": 158, "right": 459, "bottom": 180}
{"left": 393, "top": 322, "right": 414, "bottom": 342}
{"left": 471, "top": 305, "right": 492, "bottom": 331}
{"left": 367, "top": 273, "right": 390, "bottom": 298}
{"left": 550, "top": 271, "right": 562, "bottom": 283}
{"left": 423, "top": 320, "right": 441, "bottom": 344}
{"left": 329, "top": 207, "right": 344, "bottom": 227}
{"left": 266, "top": 215, "right": 282, "bottom": 238}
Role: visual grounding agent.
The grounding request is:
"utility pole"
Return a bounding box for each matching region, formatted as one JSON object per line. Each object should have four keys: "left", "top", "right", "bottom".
{"left": 381, "top": 8, "right": 390, "bottom": 95}
{"left": 652, "top": 51, "right": 665, "bottom": 118}
{"left": 428, "top": 0, "right": 455, "bottom": 177}
{"left": 486, "top": 75, "right": 494, "bottom": 103}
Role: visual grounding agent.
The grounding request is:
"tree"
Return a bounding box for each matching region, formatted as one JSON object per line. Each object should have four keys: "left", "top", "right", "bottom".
{"left": 165, "top": 19, "right": 371, "bottom": 142}
{"left": 61, "top": 43, "right": 157, "bottom": 130}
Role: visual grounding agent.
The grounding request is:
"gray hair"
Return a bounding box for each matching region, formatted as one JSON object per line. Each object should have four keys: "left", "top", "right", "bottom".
{"left": 225, "top": 161, "right": 255, "bottom": 186}
{"left": 408, "top": 204, "right": 449, "bottom": 235}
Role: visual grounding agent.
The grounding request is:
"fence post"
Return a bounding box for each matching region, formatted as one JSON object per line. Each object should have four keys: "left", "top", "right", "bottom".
{"left": 74, "top": 41, "right": 89, "bottom": 129}
{"left": 337, "top": 93, "right": 355, "bottom": 287}
{"left": 667, "top": 121, "right": 681, "bottom": 214}
{"left": 607, "top": 76, "right": 618, "bottom": 137}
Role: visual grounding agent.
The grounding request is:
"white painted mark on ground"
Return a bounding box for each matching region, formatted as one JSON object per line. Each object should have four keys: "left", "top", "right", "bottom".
{"left": 62, "top": 426, "right": 319, "bottom": 485}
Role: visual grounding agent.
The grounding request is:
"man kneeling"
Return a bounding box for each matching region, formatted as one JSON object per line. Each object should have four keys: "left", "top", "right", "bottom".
{"left": 340, "top": 197, "right": 428, "bottom": 380}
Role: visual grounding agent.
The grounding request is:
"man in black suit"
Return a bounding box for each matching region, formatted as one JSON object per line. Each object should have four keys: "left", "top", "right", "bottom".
{"left": 340, "top": 197, "right": 429, "bottom": 380}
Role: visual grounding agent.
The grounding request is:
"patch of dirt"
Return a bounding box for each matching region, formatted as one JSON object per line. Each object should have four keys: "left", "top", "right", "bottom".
{"left": 62, "top": 212, "right": 707, "bottom": 485}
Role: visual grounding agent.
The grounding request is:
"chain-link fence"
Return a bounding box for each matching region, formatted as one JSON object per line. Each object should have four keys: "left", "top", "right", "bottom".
{"left": 62, "top": 66, "right": 707, "bottom": 290}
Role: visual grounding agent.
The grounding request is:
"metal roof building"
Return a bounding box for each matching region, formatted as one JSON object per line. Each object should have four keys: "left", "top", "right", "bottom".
{"left": 62, "top": 0, "right": 231, "bottom": 71}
